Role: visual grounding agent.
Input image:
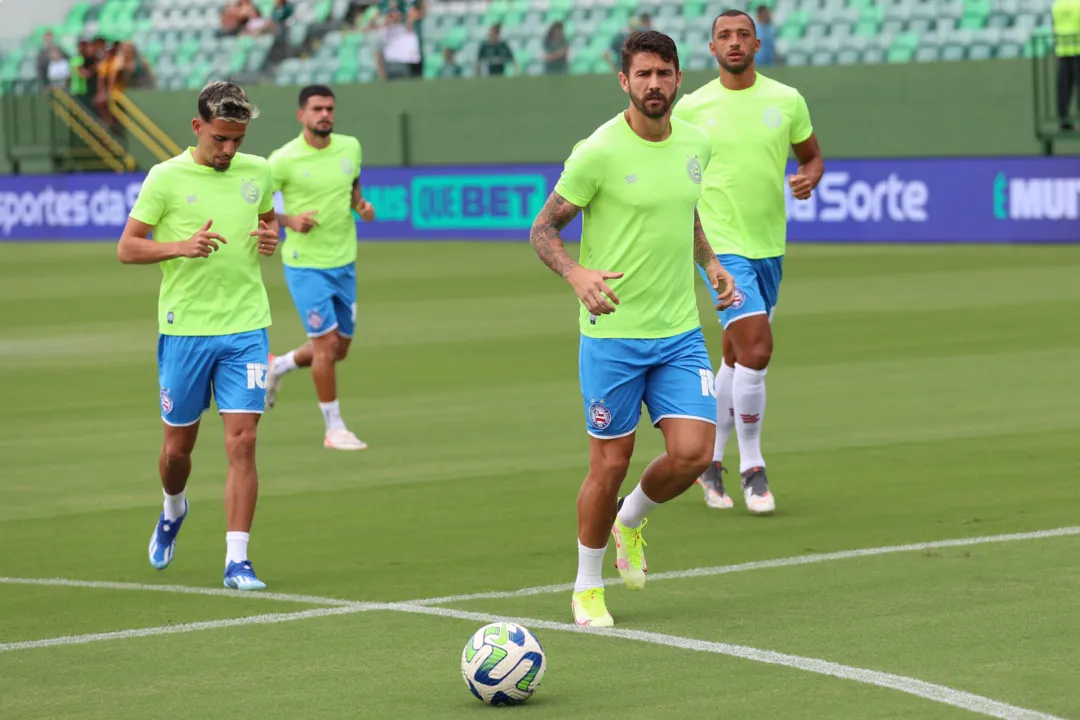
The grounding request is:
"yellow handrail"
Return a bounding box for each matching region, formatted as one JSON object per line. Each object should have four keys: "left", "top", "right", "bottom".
{"left": 48, "top": 88, "right": 137, "bottom": 172}
{"left": 108, "top": 90, "right": 182, "bottom": 162}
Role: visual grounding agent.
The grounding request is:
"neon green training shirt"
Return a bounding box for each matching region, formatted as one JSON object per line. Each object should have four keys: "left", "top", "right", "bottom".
{"left": 268, "top": 133, "right": 363, "bottom": 269}
{"left": 554, "top": 113, "right": 712, "bottom": 340}
{"left": 129, "top": 149, "right": 275, "bottom": 336}
{"left": 674, "top": 74, "right": 813, "bottom": 260}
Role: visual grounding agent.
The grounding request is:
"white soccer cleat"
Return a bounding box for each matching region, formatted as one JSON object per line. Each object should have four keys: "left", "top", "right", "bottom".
{"left": 697, "top": 462, "right": 734, "bottom": 509}
{"left": 265, "top": 353, "right": 285, "bottom": 409}
{"left": 324, "top": 428, "right": 368, "bottom": 451}
{"left": 741, "top": 467, "right": 776, "bottom": 515}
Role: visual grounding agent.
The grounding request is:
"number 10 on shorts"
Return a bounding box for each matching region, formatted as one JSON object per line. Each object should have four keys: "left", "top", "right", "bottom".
{"left": 699, "top": 368, "right": 716, "bottom": 398}
{"left": 247, "top": 363, "right": 268, "bottom": 390}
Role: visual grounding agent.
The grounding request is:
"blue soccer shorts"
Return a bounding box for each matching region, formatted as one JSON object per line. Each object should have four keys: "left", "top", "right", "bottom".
{"left": 157, "top": 329, "right": 270, "bottom": 427}
{"left": 698, "top": 254, "right": 784, "bottom": 329}
{"left": 283, "top": 262, "right": 357, "bottom": 338}
{"left": 578, "top": 327, "right": 717, "bottom": 439}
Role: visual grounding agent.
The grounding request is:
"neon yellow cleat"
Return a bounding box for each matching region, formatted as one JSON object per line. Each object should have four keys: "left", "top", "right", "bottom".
{"left": 611, "top": 517, "right": 648, "bottom": 590}
{"left": 571, "top": 588, "right": 614, "bottom": 627}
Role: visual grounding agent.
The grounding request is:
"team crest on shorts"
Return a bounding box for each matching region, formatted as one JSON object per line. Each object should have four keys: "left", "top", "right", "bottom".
{"left": 306, "top": 308, "right": 324, "bottom": 330}
{"left": 160, "top": 388, "right": 173, "bottom": 414}
{"left": 730, "top": 286, "right": 746, "bottom": 310}
{"left": 240, "top": 179, "right": 260, "bottom": 205}
{"left": 686, "top": 155, "right": 703, "bottom": 184}
{"left": 588, "top": 400, "right": 613, "bottom": 431}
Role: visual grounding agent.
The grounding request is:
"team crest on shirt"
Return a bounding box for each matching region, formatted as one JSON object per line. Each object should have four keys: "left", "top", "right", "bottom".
{"left": 762, "top": 107, "right": 783, "bottom": 129}
{"left": 686, "top": 155, "right": 703, "bottom": 184}
{"left": 160, "top": 388, "right": 173, "bottom": 414}
{"left": 340, "top": 158, "right": 353, "bottom": 176}
{"left": 730, "top": 285, "right": 746, "bottom": 310}
{"left": 306, "top": 308, "right": 325, "bottom": 330}
{"left": 240, "top": 179, "right": 260, "bottom": 204}
{"left": 587, "top": 399, "right": 613, "bottom": 430}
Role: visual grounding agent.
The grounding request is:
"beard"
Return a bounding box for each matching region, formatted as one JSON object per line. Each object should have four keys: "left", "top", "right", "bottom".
{"left": 631, "top": 89, "right": 675, "bottom": 120}
{"left": 311, "top": 123, "right": 333, "bottom": 137}
{"left": 717, "top": 50, "right": 755, "bottom": 74}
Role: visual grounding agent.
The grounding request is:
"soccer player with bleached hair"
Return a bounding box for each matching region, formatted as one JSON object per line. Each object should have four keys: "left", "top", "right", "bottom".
{"left": 674, "top": 9, "right": 824, "bottom": 515}
{"left": 530, "top": 30, "right": 736, "bottom": 627}
{"left": 118, "top": 80, "right": 279, "bottom": 591}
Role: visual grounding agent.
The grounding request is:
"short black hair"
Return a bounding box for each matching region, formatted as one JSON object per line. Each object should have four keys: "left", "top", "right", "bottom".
{"left": 620, "top": 30, "right": 679, "bottom": 76}
{"left": 712, "top": 9, "right": 756, "bottom": 35}
{"left": 299, "top": 84, "right": 335, "bottom": 108}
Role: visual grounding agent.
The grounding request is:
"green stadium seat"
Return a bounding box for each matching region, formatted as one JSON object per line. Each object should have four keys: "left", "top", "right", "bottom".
{"left": 915, "top": 45, "right": 939, "bottom": 61}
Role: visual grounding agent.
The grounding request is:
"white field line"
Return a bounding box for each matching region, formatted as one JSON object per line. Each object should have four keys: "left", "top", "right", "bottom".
{"left": 395, "top": 604, "right": 1065, "bottom": 720}
{"left": 0, "top": 605, "right": 378, "bottom": 653}
{"left": 410, "top": 525, "right": 1080, "bottom": 606}
{"left": 0, "top": 576, "right": 354, "bottom": 606}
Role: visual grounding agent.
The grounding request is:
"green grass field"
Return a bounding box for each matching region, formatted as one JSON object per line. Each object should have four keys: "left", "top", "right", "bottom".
{"left": 1, "top": 241, "right": 1079, "bottom": 719}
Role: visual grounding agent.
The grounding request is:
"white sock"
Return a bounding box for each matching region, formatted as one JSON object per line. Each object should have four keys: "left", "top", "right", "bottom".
{"left": 319, "top": 400, "right": 345, "bottom": 431}
{"left": 733, "top": 363, "right": 767, "bottom": 473}
{"left": 273, "top": 351, "right": 298, "bottom": 375}
{"left": 163, "top": 489, "right": 186, "bottom": 521}
{"left": 225, "top": 531, "right": 249, "bottom": 567}
{"left": 574, "top": 541, "right": 606, "bottom": 592}
{"left": 616, "top": 483, "right": 661, "bottom": 529}
{"left": 713, "top": 362, "right": 736, "bottom": 463}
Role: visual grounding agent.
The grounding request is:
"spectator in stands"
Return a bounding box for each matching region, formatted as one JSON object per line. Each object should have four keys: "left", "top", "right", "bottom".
{"left": 605, "top": 14, "right": 650, "bottom": 71}
{"left": 1053, "top": 0, "right": 1080, "bottom": 129}
{"left": 376, "top": 6, "right": 422, "bottom": 80}
{"left": 221, "top": 0, "right": 272, "bottom": 37}
{"left": 543, "top": 21, "right": 569, "bottom": 74}
{"left": 44, "top": 46, "right": 71, "bottom": 90}
{"left": 439, "top": 47, "right": 463, "bottom": 78}
{"left": 37, "top": 31, "right": 69, "bottom": 87}
{"left": 93, "top": 41, "right": 119, "bottom": 131}
{"left": 753, "top": 5, "right": 778, "bottom": 66}
{"left": 272, "top": 0, "right": 295, "bottom": 26}
{"left": 108, "top": 42, "right": 156, "bottom": 93}
{"left": 70, "top": 40, "right": 94, "bottom": 105}
{"left": 476, "top": 23, "right": 517, "bottom": 76}
{"left": 380, "top": 0, "right": 427, "bottom": 78}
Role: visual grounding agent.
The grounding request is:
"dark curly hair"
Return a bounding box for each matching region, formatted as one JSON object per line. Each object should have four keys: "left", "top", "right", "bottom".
{"left": 620, "top": 30, "right": 679, "bottom": 76}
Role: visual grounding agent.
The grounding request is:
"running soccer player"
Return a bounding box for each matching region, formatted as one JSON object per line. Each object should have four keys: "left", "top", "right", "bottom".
{"left": 264, "top": 84, "right": 375, "bottom": 451}
{"left": 529, "top": 31, "right": 736, "bottom": 627}
{"left": 673, "top": 9, "right": 824, "bottom": 514}
{"left": 118, "top": 81, "right": 279, "bottom": 591}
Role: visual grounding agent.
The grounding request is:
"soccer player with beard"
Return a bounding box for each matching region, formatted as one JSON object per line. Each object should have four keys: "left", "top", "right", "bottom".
{"left": 674, "top": 10, "right": 824, "bottom": 515}
{"left": 119, "top": 81, "right": 280, "bottom": 590}
{"left": 529, "top": 30, "right": 736, "bottom": 627}
{"left": 264, "top": 85, "right": 376, "bottom": 451}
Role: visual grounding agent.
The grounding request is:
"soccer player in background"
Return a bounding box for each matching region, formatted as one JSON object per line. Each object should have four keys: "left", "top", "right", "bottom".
{"left": 529, "top": 31, "right": 736, "bottom": 627}
{"left": 264, "top": 85, "right": 375, "bottom": 451}
{"left": 674, "top": 10, "right": 824, "bottom": 514}
{"left": 117, "top": 81, "right": 280, "bottom": 591}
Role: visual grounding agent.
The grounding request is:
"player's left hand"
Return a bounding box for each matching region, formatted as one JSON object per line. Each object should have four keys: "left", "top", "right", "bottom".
{"left": 250, "top": 220, "right": 279, "bottom": 256}
{"left": 356, "top": 200, "right": 376, "bottom": 223}
{"left": 706, "top": 260, "right": 736, "bottom": 311}
{"left": 788, "top": 173, "right": 814, "bottom": 201}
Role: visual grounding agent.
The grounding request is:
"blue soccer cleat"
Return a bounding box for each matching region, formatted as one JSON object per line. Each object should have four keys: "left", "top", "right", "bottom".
{"left": 148, "top": 502, "right": 188, "bottom": 570}
{"left": 224, "top": 560, "right": 267, "bottom": 591}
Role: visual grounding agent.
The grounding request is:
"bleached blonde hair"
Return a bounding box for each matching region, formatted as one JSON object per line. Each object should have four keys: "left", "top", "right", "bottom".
{"left": 197, "top": 80, "right": 260, "bottom": 124}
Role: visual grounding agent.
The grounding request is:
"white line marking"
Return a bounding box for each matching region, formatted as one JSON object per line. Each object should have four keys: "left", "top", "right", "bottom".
{"left": 0, "top": 605, "right": 377, "bottom": 653}
{"left": 394, "top": 604, "right": 1065, "bottom": 720}
{"left": 411, "top": 526, "right": 1080, "bottom": 606}
{"left": 0, "top": 576, "right": 353, "bottom": 606}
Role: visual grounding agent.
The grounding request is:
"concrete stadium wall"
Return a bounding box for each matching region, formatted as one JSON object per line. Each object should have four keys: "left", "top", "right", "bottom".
{"left": 2, "top": 58, "right": 1078, "bottom": 174}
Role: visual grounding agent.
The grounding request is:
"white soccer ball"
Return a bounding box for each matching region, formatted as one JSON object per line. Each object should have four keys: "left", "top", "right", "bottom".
{"left": 461, "top": 621, "right": 547, "bottom": 706}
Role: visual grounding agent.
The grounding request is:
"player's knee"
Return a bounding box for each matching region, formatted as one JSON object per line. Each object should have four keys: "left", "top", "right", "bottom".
{"left": 314, "top": 334, "right": 339, "bottom": 362}
{"left": 739, "top": 340, "right": 773, "bottom": 370}
{"left": 590, "top": 452, "right": 631, "bottom": 485}
{"left": 672, "top": 445, "right": 712, "bottom": 479}
{"left": 225, "top": 425, "right": 258, "bottom": 459}
{"left": 334, "top": 342, "right": 349, "bottom": 362}
{"left": 161, "top": 443, "right": 192, "bottom": 466}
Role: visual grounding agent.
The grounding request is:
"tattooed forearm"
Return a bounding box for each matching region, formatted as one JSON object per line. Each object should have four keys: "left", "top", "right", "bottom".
{"left": 693, "top": 209, "right": 715, "bottom": 268}
{"left": 529, "top": 192, "right": 583, "bottom": 278}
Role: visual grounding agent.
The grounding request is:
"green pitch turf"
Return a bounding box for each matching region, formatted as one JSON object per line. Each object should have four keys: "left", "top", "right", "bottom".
{"left": 1, "top": 241, "right": 1078, "bottom": 719}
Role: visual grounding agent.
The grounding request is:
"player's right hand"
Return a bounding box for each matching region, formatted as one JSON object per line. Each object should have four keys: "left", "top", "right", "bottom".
{"left": 287, "top": 210, "right": 319, "bottom": 233}
{"left": 177, "top": 219, "right": 227, "bottom": 259}
{"left": 565, "top": 266, "right": 623, "bottom": 316}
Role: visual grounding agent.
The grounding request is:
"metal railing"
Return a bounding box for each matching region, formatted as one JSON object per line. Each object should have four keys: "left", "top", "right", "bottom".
{"left": 50, "top": 87, "right": 137, "bottom": 173}
{"left": 107, "top": 90, "right": 182, "bottom": 163}
{"left": 1031, "top": 32, "right": 1080, "bottom": 156}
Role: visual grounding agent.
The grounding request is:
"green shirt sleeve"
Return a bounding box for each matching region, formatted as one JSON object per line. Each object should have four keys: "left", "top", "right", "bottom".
{"left": 129, "top": 167, "right": 166, "bottom": 227}
{"left": 554, "top": 139, "right": 602, "bottom": 209}
{"left": 790, "top": 92, "right": 813, "bottom": 145}
{"left": 354, "top": 139, "right": 363, "bottom": 180}
{"left": 259, "top": 163, "right": 275, "bottom": 214}
{"left": 268, "top": 150, "right": 286, "bottom": 193}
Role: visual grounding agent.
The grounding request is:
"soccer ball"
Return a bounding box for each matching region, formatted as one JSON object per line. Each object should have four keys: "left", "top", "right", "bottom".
{"left": 460, "top": 621, "right": 547, "bottom": 706}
